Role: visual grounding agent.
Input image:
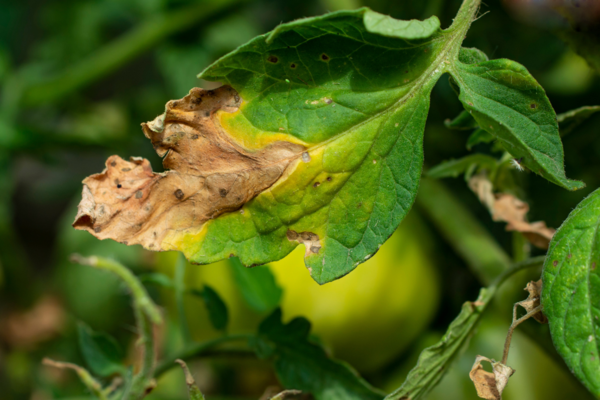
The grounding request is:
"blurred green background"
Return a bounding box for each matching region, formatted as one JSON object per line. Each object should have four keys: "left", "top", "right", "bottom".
{"left": 0, "top": 0, "right": 599, "bottom": 399}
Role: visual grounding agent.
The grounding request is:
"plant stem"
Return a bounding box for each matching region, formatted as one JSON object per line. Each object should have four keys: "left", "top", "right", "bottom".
{"left": 416, "top": 177, "right": 511, "bottom": 285}
{"left": 501, "top": 305, "right": 543, "bottom": 364}
{"left": 154, "top": 334, "right": 253, "bottom": 378}
{"left": 19, "top": 0, "right": 244, "bottom": 106}
{"left": 128, "top": 308, "right": 156, "bottom": 399}
{"left": 43, "top": 358, "right": 108, "bottom": 400}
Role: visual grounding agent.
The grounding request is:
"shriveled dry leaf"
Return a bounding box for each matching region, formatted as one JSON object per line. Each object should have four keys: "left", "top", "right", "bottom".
{"left": 493, "top": 194, "right": 555, "bottom": 249}
{"left": 467, "top": 175, "right": 555, "bottom": 249}
{"left": 469, "top": 355, "right": 514, "bottom": 400}
{"left": 517, "top": 279, "right": 547, "bottom": 324}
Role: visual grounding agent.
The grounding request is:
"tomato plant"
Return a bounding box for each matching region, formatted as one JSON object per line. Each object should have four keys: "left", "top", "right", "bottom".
{"left": 1, "top": 0, "right": 600, "bottom": 399}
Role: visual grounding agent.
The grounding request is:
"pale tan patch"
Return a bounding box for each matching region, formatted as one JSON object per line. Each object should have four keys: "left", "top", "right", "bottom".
{"left": 73, "top": 86, "right": 306, "bottom": 250}
{"left": 469, "top": 355, "right": 514, "bottom": 400}
{"left": 468, "top": 174, "right": 555, "bottom": 249}
{"left": 286, "top": 230, "right": 321, "bottom": 257}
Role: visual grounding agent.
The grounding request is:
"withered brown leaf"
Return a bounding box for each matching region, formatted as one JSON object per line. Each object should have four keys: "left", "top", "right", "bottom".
{"left": 73, "top": 86, "right": 305, "bottom": 251}
{"left": 469, "top": 355, "right": 514, "bottom": 400}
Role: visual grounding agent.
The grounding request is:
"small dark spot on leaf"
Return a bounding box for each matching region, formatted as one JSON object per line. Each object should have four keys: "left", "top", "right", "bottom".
{"left": 593, "top": 262, "right": 597, "bottom": 270}
{"left": 219, "top": 188, "right": 228, "bottom": 197}
{"left": 153, "top": 232, "right": 157, "bottom": 237}
{"left": 320, "top": 53, "right": 330, "bottom": 61}
{"left": 313, "top": 182, "right": 320, "bottom": 188}
{"left": 530, "top": 103, "right": 537, "bottom": 109}
{"left": 553, "top": 260, "right": 558, "bottom": 266}
{"left": 204, "top": 111, "right": 210, "bottom": 118}
{"left": 117, "top": 184, "right": 122, "bottom": 189}
{"left": 404, "top": 70, "right": 408, "bottom": 73}
{"left": 174, "top": 189, "right": 184, "bottom": 200}
{"left": 357, "top": 202, "right": 362, "bottom": 208}
{"left": 121, "top": 241, "right": 128, "bottom": 245}
{"left": 568, "top": 253, "right": 572, "bottom": 259}
{"left": 424, "top": 48, "right": 428, "bottom": 53}
{"left": 191, "top": 134, "right": 199, "bottom": 139}
{"left": 287, "top": 230, "right": 299, "bottom": 240}
{"left": 94, "top": 227, "right": 102, "bottom": 233}
{"left": 267, "top": 55, "right": 278, "bottom": 63}
{"left": 135, "top": 191, "right": 143, "bottom": 199}
{"left": 229, "top": 253, "right": 235, "bottom": 258}
{"left": 191, "top": 96, "right": 202, "bottom": 105}
{"left": 110, "top": 161, "right": 117, "bottom": 167}
{"left": 290, "top": 63, "right": 297, "bottom": 69}
{"left": 121, "top": 168, "right": 131, "bottom": 172}
{"left": 326, "top": 176, "right": 332, "bottom": 182}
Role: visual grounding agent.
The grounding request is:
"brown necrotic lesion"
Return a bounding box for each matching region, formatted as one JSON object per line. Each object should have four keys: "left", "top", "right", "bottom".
{"left": 73, "top": 86, "right": 306, "bottom": 251}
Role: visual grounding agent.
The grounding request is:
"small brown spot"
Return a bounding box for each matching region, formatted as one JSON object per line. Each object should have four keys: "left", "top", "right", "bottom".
{"left": 373, "top": 159, "right": 377, "bottom": 164}
{"left": 94, "top": 227, "right": 102, "bottom": 233}
{"left": 121, "top": 241, "right": 128, "bottom": 245}
{"left": 300, "top": 232, "right": 314, "bottom": 241}
{"left": 324, "top": 97, "right": 333, "bottom": 104}
{"left": 117, "top": 184, "right": 122, "bottom": 189}
{"left": 553, "top": 260, "right": 558, "bottom": 266}
{"left": 290, "top": 63, "right": 297, "bottom": 69}
{"left": 530, "top": 103, "right": 537, "bottom": 109}
{"left": 122, "top": 167, "right": 131, "bottom": 172}
{"left": 568, "top": 253, "right": 572, "bottom": 259}
{"left": 424, "top": 48, "right": 428, "bottom": 53}
{"left": 135, "top": 191, "right": 143, "bottom": 199}
{"left": 404, "top": 70, "right": 408, "bottom": 73}
{"left": 326, "top": 176, "right": 332, "bottom": 182}
{"left": 229, "top": 253, "right": 235, "bottom": 258}
{"left": 149, "top": 244, "right": 154, "bottom": 248}
{"left": 468, "top": 102, "right": 474, "bottom": 106}
{"left": 313, "top": 182, "right": 320, "bottom": 188}
{"left": 320, "top": 53, "right": 330, "bottom": 61}
{"left": 267, "top": 55, "right": 279, "bottom": 63}
{"left": 174, "top": 189, "right": 184, "bottom": 200}
{"left": 219, "top": 188, "right": 228, "bottom": 197}
{"left": 191, "top": 134, "right": 199, "bottom": 139}
{"left": 110, "top": 161, "right": 117, "bottom": 167}
{"left": 153, "top": 232, "right": 157, "bottom": 237}
{"left": 593, "top": 262, "right": 597, "bottom": 270}
{"left": 357, "top": 202, "right": 362, "bottom": 208}
{"left": 287, "top": 230, "right": 299, "bottom": 240}
{"left": 310, "top": 246, "right": 320, "bottom": 254}
{"left": 204, "top": 111, "right": 210, "bottom": 118}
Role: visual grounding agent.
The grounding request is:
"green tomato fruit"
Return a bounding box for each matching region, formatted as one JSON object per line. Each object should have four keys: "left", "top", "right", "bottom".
{"left": 156, "top": 212, "right": 440, "bottom": 374}
{"left": 268, "top": 213, "right": 440, "bottom": 373}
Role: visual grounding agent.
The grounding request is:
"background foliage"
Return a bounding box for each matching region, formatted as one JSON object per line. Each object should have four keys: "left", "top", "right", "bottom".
{"left": 0, "top": 0, "right": 599, "bottom": 399}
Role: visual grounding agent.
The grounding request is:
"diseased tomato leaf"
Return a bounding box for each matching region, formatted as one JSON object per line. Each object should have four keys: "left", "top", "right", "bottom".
{"left": 73, "top": 0, "right": 581, "bottom": 284}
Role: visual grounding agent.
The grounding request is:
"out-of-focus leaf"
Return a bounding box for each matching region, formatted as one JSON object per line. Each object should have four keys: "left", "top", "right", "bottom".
{"left": 557, "top": 105, "right": 600, "bottom": 137}
{"left": 466, "top": 129, "right": 494, "bottom": 150}
{"left": 251, "top": 309, "right": 384, "bottom": 400}
{"left": 385, "top": 288, "right": 495, "bottom": 400}
{"left": 77, "top": 323, "right": 124, "bottom": 377}
{"left": 139, "top": 272, "right": 174, "bottom": 288}
{"left": 191, "top": 285, "right": 229, "bottom": 331}
{"left": 445, "top": 110, "right": 479, "bottom": 131}
{"left": 557, "top": 26, "right": 600, "bottom": 73}
{"left": 230, "top": 257, "right": 282, "bottom": 314}
{"left": 427, "top": 154, "right": 498, "bottom": 179}
{"left": 451, "top": 58, "right": 584, "bottom": 191}
{"left": 542, "top": 187, "right": 600, "bottom": 396}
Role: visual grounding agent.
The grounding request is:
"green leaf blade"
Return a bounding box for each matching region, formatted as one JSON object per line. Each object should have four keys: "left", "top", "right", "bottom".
{"left": 252, "top": 309, "right": 384, "bottom": 400}
{"left": 192, "top": 285, "right": 229, "bottom": 331}
{"left": 230, "top": 257, "right": 282, "bottom": 313}
{"left": 542, "top": 188, "right": 600, "bottom": 396}
{"left": 77, "top": 323, "right": 124, "bottom": 377}
{"left": 451, "top": 58, "right": 584, "bottom": 191}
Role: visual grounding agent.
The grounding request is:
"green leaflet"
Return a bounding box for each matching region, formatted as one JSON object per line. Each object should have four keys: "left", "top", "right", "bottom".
{"left": 230, "top": 257, "right": 282, "bottom": 314}
{"left": 251, "top": 309, "right": 384, "bottom": 400}
{"left": 426, "top": 154, "right": 498, "bottom": 179}
{"left": 542, "top": 188, "right": 600, "bottom": 396}
{"left": 450, "top": 59, "right": 584, "bottom": 191}
{"left": 385, "top": 288, "right": 495, "bottom": 400}
{"left": 557, "top": 105, "right": 600, "bottom": 137}
{"left": 77, "top": 323, "right": 124, "bottom": 377}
